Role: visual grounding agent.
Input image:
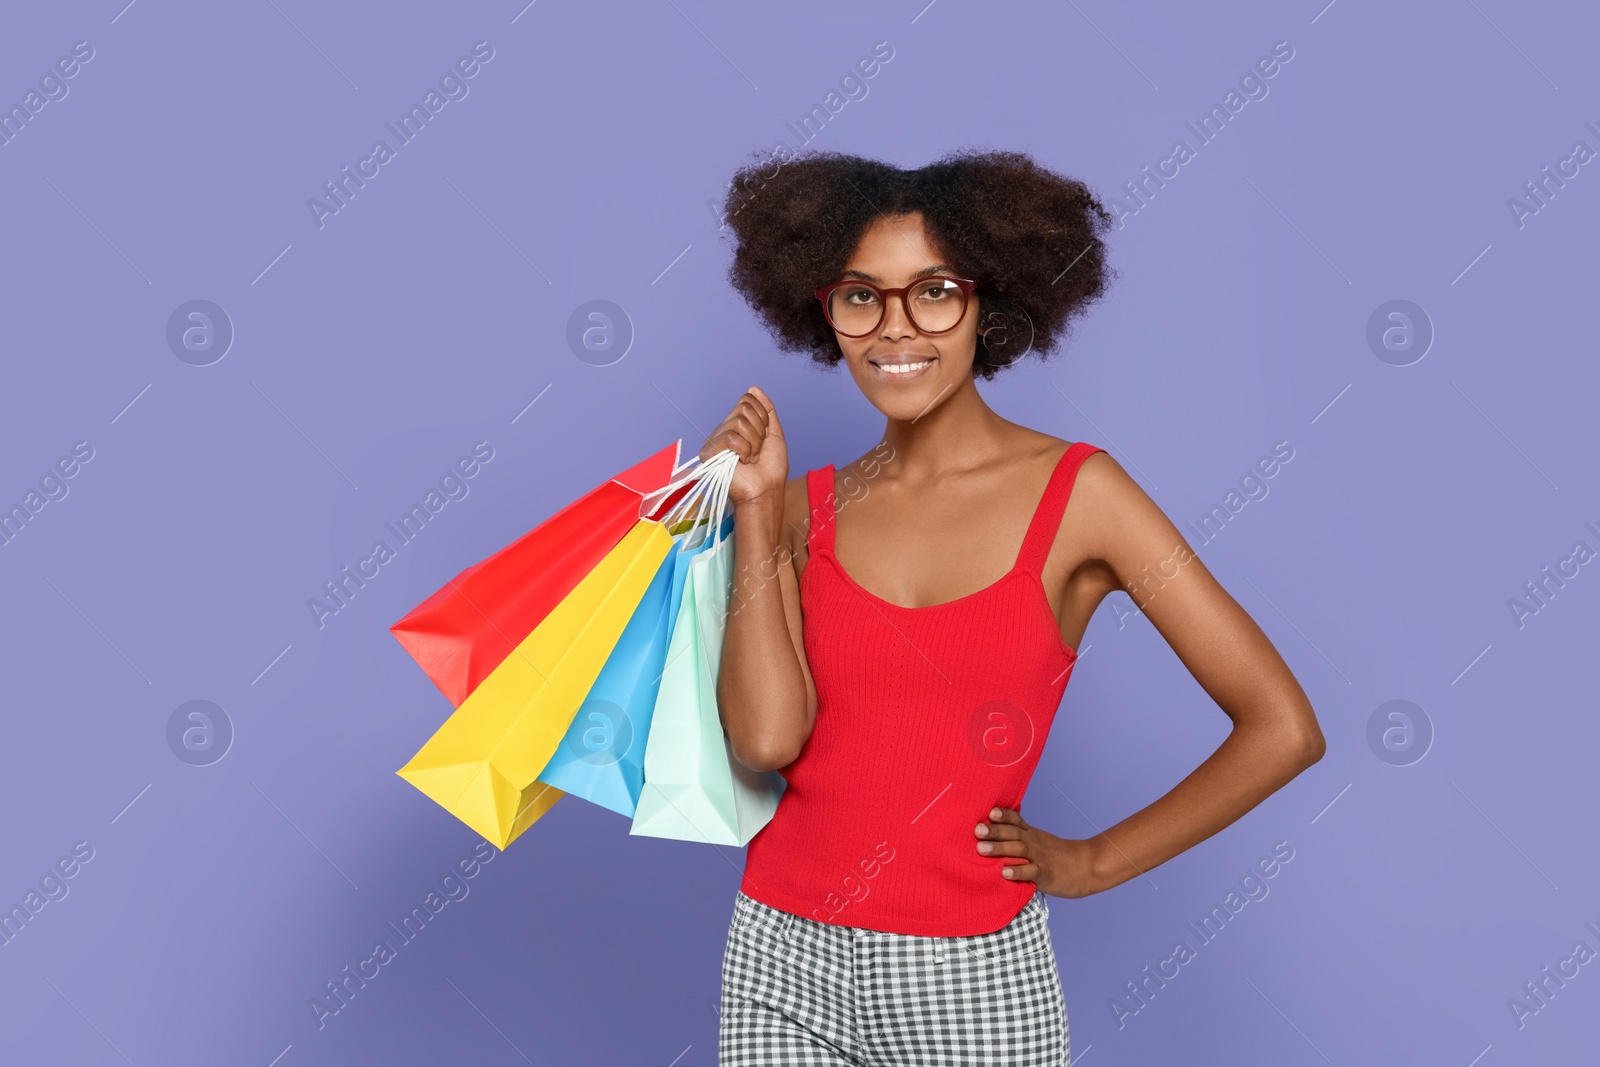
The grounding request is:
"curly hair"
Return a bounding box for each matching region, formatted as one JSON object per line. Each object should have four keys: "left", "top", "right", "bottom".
{"left": 719, "top": 148, "right": 1117, "bottom": 379}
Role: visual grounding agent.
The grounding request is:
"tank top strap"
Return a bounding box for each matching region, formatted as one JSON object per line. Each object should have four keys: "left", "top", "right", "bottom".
{"left": 1015, "top": 442, "right": 1105, "bottom": 575}
{"left": 806, "top": 465, "right": 837, "bottom": 554}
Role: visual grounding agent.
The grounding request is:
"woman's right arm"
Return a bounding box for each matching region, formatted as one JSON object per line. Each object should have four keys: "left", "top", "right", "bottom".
{"left": 701, "top": 387, "right": 816, "bottom": 772}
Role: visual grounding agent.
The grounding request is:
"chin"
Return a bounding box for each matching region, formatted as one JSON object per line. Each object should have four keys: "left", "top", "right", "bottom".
{"left": 869, "top": 385, "right": 947, "bottom": 421}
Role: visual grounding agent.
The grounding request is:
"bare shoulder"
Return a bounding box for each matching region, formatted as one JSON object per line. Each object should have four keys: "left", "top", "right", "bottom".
{"left": 1007, "top": 429, "right": 1139, "bottom": 551}
{"left": 1072, "top": 443, "right": 1125, "bottom": 498}
{"left": 1009, "top": 429, "right": 1076, "bottom": 487}
{"left": 1067, "top": 446, "right": 1177, "bottom": 559}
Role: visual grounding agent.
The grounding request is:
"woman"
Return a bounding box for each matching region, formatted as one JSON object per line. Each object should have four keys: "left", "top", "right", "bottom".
{"left": 703, "top": 149, "right": 1325, "bottom": 1065}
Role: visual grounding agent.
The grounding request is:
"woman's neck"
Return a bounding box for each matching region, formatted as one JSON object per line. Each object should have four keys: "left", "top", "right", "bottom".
{"left": 874, "top": 374, "right": 1022, "bottom": 483}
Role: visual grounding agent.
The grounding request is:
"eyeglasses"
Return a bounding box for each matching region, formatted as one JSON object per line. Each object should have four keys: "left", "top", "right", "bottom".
{"left": 813, "top": 276, "right": 979, "bottom": 338}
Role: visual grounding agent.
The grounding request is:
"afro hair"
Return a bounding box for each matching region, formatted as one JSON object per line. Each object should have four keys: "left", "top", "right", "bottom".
{"left": 719, "top": 147, "right": 1117, "bottom": 379}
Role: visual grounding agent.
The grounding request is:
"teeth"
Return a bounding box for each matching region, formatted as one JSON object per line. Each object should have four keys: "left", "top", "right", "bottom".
{"left": 879, "top": 359, "right": 932, "bottom": 375}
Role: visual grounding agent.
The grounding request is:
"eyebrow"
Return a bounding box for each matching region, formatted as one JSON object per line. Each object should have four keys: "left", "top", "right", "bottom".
{"left": 837, "top": 264, "right": 958, "bottom": 284}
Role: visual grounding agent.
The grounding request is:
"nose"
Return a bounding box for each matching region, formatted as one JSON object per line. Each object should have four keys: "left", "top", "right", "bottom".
{"left": 878, "top": 292, "right": 917, "bottom": 340}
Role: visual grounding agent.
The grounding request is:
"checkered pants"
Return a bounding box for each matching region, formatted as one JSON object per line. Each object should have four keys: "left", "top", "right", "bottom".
{"left": 718, "top": 890, "right": 1069, "bottom": 1065}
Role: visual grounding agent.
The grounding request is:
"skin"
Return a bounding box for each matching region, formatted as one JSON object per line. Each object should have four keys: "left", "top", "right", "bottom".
{"left": 704, "top": 210, "right": 1325, "bottom": 899}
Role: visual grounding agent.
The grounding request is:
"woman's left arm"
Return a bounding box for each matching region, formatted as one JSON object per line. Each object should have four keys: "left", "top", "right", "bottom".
{"left": 977, "top": 451, "right": 1327, "bottom": 897}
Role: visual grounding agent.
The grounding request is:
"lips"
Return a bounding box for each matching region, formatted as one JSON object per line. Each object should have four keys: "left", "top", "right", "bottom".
{"left": 869, "top": 355, "right": 937, "bottom": 382}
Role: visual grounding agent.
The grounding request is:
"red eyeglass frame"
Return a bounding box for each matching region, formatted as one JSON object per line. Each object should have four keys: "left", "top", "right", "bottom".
{"left": 813, "top": 276, "right": 980, "bottom": 338}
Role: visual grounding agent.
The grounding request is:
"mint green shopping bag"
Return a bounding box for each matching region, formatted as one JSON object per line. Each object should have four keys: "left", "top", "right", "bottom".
{"left": 629, "top": 452, "right": 785, "bottom": 845}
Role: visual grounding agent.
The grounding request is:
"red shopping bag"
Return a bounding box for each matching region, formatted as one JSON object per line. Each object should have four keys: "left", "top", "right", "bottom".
{"left": 390, "top": 441, "right": 693, "bottom": 707}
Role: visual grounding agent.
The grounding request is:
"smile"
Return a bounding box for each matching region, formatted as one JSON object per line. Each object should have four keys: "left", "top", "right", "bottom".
{"left": 870, "top": 357, "right": 936, "bottom": 381}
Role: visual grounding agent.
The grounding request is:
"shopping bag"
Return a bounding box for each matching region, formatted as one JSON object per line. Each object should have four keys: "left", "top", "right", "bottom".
{"left": 535, "top": 512, "right": 733, "bottom": 818}
{"left": 390, "top": 441, "right": 692, "bottom": 707}
{"left": 395, "top": 449, "right": 738, "bottom": 849}
{"left": 630, "top": 455, "right": 786, "bottom": 846}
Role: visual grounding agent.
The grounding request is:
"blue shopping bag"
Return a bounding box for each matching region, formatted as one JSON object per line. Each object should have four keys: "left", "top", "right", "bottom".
{"left": 536, "top": 512, "right": 732, "bottom": 817}
{"left": 630, "top": 455, "right": 784, "bottom": 846}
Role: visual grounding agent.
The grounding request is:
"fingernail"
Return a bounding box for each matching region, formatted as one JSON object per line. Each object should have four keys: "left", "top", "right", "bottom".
{"left": 974, "top": 824, "right": 987, "bottom": 837}
{"left": 1001, "top": 867, "right": 1013, "bottom": 878}
{"left": 990, "top": 807, "right": 1002, "bottom": 819}
{"left": 977, "top": 842, "right": 992, "bottom": 854}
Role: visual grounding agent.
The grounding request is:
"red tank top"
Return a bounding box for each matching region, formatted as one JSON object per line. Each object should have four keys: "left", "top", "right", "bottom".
{"left": 739, "top": 441, "right": 1105, "bottom": 936}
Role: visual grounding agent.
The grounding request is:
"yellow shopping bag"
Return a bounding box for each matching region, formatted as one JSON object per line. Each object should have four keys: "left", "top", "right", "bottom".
{"left": 397, "top": 519, "right": 675, "bottom": 848}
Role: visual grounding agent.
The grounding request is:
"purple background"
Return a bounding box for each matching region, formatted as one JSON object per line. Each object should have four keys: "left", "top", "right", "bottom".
{"left": 2, "top": 1, "right": 1596, "bottom": 1064}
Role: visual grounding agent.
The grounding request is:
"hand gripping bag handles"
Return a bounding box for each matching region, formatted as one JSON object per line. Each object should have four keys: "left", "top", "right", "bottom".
{"left": 394, "top": 446, "right": 721, "bottom": 849}
{"left": 389, "top": 441, "right": 693, "bottom": 708}
{"left": 535, "top": 460, "right": 735, "bottom": 819}
{"left": 631, "top": 452, "right": 787, "bottom": 846}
